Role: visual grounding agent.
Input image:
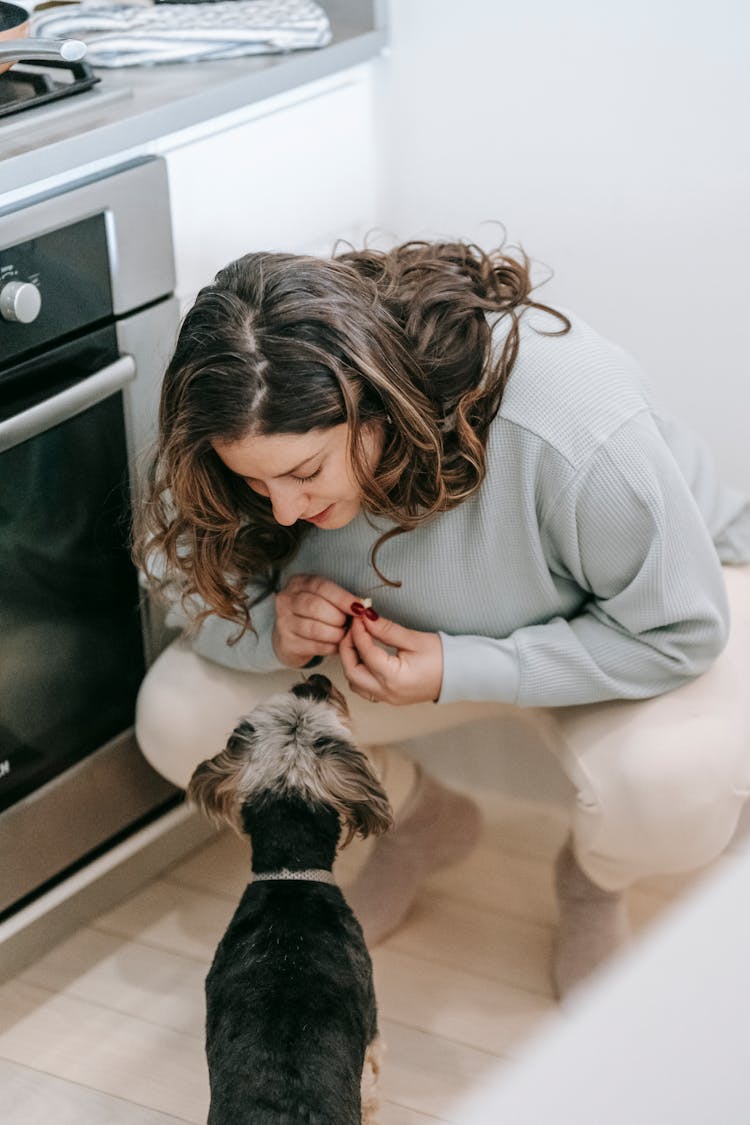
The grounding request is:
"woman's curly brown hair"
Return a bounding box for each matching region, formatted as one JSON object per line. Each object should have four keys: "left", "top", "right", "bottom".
{"left": 133, "top": 238, "right": 570, "bottom": 636}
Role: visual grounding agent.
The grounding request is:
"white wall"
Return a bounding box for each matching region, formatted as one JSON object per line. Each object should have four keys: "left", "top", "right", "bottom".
{"left": 374, "top": 0, "right": 750, "bottom": 490}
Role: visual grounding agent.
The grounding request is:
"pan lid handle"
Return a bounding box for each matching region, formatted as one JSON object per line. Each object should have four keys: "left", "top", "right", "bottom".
{"left": 0, "top": 37, "right": 86, "bottom": 64}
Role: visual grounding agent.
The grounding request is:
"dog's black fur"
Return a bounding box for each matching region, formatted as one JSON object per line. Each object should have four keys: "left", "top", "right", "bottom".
{"left": 187, "top": 675, "right": 392, "bottom": 1125}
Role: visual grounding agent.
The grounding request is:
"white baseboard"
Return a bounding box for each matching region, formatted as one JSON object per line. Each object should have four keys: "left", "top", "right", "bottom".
{"left": 0, "top": 802, "right": 215, "bottom": 981}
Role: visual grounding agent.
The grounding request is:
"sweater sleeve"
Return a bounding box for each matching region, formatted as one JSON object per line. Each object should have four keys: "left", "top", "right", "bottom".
{"left": 164, "top": 586, "right": 286, "bottom": 674}
{"left": 438, "top": 412, "right": 730, "bottom": 707}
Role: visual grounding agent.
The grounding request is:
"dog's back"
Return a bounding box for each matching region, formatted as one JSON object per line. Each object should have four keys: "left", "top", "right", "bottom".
{"left": 205, "top": 880, "right": 377, "bottom": 1125}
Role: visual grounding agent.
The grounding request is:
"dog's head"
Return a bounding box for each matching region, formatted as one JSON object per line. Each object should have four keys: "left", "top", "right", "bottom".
{"left": 186, "top": 674, "right": 393, "bottom": 845}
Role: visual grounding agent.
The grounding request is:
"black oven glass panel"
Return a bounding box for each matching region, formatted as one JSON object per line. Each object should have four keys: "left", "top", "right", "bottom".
{"left": 0, "top": 347, "right": 145, "bottom": 812}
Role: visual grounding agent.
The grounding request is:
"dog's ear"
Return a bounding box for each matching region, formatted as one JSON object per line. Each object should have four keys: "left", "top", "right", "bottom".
{"left": 291, "top": 674, "right": 350, "bottom": 722}
{"left": 186, "top": 720, "right": 255, "bottom": 834}
{"left": 314, "top": 737, "right": 393, "bottom": 846}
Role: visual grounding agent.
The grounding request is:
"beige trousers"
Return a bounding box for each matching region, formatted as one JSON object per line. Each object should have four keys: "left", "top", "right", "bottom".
{"left": 135, "top": 565, "right": 750, "bottom": 892}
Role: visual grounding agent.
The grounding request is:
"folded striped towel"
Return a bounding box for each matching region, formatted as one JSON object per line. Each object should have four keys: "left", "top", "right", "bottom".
{"left": 30, "top": 0, "right": 332, "bottom": 68}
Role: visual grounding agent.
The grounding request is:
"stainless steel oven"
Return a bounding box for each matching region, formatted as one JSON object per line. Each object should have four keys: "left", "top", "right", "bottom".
{"left": 0, "top": 157, "right": 181, "bottom": 916}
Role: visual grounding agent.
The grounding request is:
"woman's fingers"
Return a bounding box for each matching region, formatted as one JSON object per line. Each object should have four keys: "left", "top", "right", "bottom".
{"left": 352, "top": 612, "right": 418, "bottom": 652}
{"left": 285, "top": 574, "right": 359, "bottom": 625}
{"left": 276, "top": 609, "right": 345, "bottom": 665}
{"left": 342, "top": 616, "right": 406, "bottom": 699}
{"left": 346, "top": 616, "right": 397, "bottom": 676}
{"left": 275, "top": 575, "right": 356, "bottom": 654}
{"left": 292, "top": 617, "right": 346, "bottom": 646}
{"left": 271, "top": 623, "right": 339, "bottom": 667}
{"left": 338, "top": 620, "right": 386, "bottom": 697}
{"left": 293, "top": 591, "right": 349, "bottom": 629}
{"left": 339, "top": 614, "right": 444, "bottom": 705}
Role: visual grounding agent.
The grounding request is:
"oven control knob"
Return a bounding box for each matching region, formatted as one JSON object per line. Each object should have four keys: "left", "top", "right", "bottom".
{"left": 0, "top": 280, "right": 42, "bottom": 324}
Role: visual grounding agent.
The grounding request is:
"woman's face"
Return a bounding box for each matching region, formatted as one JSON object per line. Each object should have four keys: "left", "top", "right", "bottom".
{"left": 212, "top": 422, "right": 383, "bottom": 530}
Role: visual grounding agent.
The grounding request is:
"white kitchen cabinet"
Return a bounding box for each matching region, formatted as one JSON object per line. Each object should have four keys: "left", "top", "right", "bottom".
{"left": 161, "top": 65, "right": 379, "bottom": 303}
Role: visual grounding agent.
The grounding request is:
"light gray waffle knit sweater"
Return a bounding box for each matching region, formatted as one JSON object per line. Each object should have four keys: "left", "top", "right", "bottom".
{"left": 169, "top": 309, "right": 750, "bottom": 707}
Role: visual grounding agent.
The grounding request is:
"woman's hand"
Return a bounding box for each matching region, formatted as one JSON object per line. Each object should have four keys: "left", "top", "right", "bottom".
{"left": 339, "top": 611, "right": 444, "bottom": 705}
{"left": 272, "top": 574, "right": 356, "bottom": 668}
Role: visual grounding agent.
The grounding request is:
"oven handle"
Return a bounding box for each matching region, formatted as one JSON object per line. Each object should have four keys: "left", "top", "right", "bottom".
{"left": 0, "top": 354, "right": 137, "bottom": 453}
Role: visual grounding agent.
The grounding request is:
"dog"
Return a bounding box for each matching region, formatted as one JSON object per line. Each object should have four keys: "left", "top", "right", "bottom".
{"left": 187, "top": 673, "right": 393, "bottom": 1125}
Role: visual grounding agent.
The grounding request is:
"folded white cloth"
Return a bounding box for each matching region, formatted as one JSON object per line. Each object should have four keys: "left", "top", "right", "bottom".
{"left": 30, "top": 0, "right": 332, "bottom": 68}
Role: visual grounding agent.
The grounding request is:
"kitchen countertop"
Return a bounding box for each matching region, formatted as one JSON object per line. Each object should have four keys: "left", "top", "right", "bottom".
{"left": 0, "top": 0, "right": 386, "bottom": 198}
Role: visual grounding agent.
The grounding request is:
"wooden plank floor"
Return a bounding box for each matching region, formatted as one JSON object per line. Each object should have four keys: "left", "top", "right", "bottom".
{"left": 0, "top": 789, "right": 718, "bottom": 1124}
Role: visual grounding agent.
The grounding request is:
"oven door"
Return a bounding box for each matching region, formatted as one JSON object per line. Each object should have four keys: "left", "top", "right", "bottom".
{"left": 0, "top": 300, "right": 180, "bottom": 915}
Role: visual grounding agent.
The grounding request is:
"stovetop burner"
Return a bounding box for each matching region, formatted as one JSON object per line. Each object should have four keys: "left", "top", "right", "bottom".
{"left": 0, "top": 58, "right": 101, "bottom": 120}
